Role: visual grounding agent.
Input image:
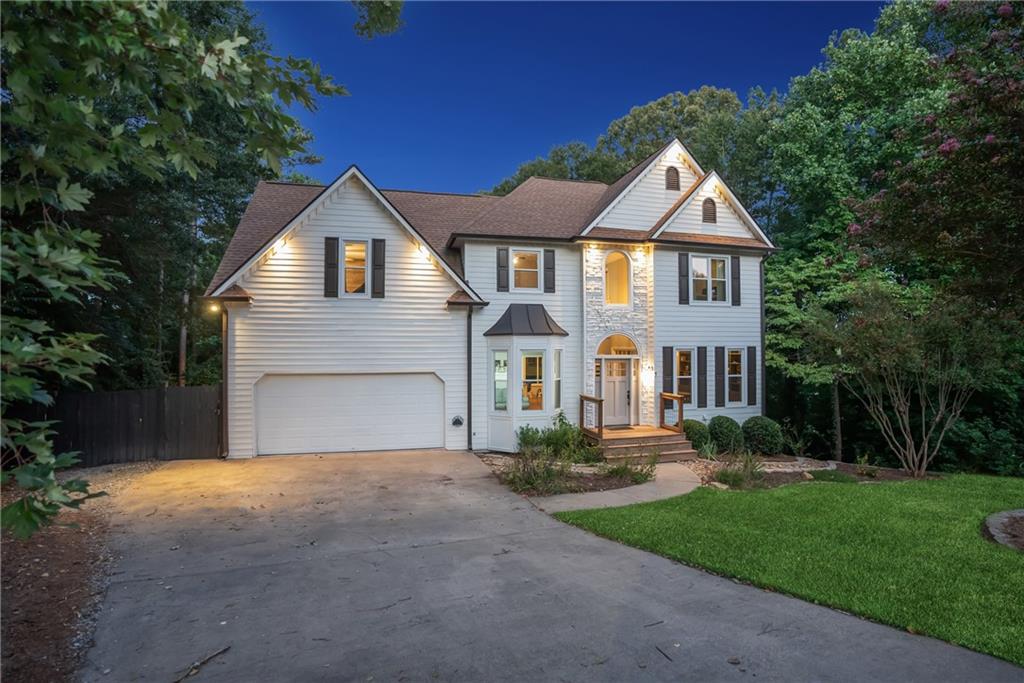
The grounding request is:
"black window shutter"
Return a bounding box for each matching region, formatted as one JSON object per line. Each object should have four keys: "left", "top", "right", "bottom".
{"left": 697, "top": 347, "right": 708, "bottom": 408}
{"left": 662, "top": 346, "right": 673, "bottom": 409}
{"left": 714, "top": 346, "right": 725, "bottom": 407}
{"left": 543, "top": 249, "right": 555, "bottom": 293}
{"left": 678, "top": 252, "right": 689, "bottom": 304}
{"left": 497, "top": 247, "right": 509, "bottom": 292}
{"left": 324, "top": 237, "right": 339, "bottom": 297}
{"left": 731, "top": 255, "right": 741, "bottom": 306}
{"left": 747, "top": 346, "right": 757, "bottom": 406}
{"left": 371, "top": 239, "right": 385, "bottom": 298}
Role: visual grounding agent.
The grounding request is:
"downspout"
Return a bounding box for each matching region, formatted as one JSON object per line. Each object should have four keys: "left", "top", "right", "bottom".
{"left": 760, "top": 256, "right": 767, "bottom": 414}
{"left": 220, "top": 307, "right": 229, "bottom": 457}
{"left": 466, "top": 306, "right": 473, "bottom": 451}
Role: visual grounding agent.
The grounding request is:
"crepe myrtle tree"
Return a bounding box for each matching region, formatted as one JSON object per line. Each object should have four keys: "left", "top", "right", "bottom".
{"left": 803, "top": 279, "right": 1014, "bottom": 477}
{"left": 0, "top": 1, "right": 351, "bottom": 537}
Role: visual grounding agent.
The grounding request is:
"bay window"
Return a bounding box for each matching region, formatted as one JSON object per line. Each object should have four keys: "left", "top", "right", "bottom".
{"left": 521, "top": 351, "right": 544, "bottom": 410}
{"left": 493, "top": 351, "right": 508, "bottom": 411}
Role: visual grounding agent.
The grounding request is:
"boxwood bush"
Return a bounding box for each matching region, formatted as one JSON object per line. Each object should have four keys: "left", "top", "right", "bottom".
{"left": 708, "top": 416, "right": 744, "bottom": 453}
{"left": 742, "top": 416, "right": 784, "bottom": 455}
{"left": 683, "top": 419, "right": 710, "bottom": 450}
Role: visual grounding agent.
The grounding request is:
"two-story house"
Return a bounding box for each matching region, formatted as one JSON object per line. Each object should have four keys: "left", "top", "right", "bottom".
{"left": 205, "top": 139, "right": 774, "bottom": 457}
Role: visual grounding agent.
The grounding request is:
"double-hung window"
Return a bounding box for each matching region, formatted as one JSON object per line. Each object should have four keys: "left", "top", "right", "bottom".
{"left": 727, "top": 348, "right": 744, "bottom": 404}
{"left": 691, "top": 255, "right": 727, "bottom": 303}
{"left": 676, "top": 349, "right": 695, "bottom": 405}
{"left": 493, "top": 351, "right": 508, "bottom": 411}
{"left": 343, "top": 241, "right": 368, "bottom": 295}
{"left": 512, "top": 249, "right": 541, "bottom": 290}
{"left": 521, "top": 351, "right": 544, "bottom": 411}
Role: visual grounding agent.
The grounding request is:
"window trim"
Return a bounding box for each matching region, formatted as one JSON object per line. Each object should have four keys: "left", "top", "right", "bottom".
{"left": 553, "top": 348, "right": 562, "bottom": 411}
{"left": 510, "top": 248, "right": 543, "bottom": 292}
{"left": 341, "top": 239, "right": 370, "bottom": 297}
{"left": 689, "top": 253, "right": 729, "bottom": 305}
{"left": 520, "top": 349, "right": 545, "bottom": 412}
{"left": 603, "top": 250, "right": 632, "bottom": 307}
{"left": 492, "top": 349, "right": 509, "bottom": 412}
{"left": 674, "top": 347, "right": 696, "bottom": 407}
{"left": 726, "top": 347, "right": 745, "bottom": 405}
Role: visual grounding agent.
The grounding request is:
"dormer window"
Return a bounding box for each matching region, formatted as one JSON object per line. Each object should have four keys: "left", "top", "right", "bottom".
{"left": 702, "top": 197, "right": 717, "bottom": 223}
{"left": 604, "top": 251, "right": 631, "bottom": 305}
{"left": 665, "top": 166, "right": 680, "bottom": 191}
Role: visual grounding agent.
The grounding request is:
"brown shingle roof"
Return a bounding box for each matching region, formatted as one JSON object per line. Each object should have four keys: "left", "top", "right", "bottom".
{"left": 652, "top": 233, "right": 770, "bottom": 249}
{"left": 206, "top": 181, "right": 325, "bottom": 295}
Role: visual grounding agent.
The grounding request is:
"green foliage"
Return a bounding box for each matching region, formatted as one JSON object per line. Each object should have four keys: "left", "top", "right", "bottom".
{"left": 780, "top": 419, "right": 814, "bottom": 458}
{"left": 714, "top": 450, "right": 765, "bottom": 489}
{"left": 601, "top": 455, "right": 657, "bottom": 485}
{"left": 351, "top": 0, "right": 404, "bottom": 38}
{"left": 683, "top": 419, "right": 709, "bottom": 450}
{"left": 742, "top": 416, "right": 784, "bottom": 455}
{"left": 697, "top": 439, "right": 719, "bottom": 461}
{"left": 854, "top": 453, "right": 878, "bottom": 478}
{"left": 707, "top": 416, "right": 744, "bottom": 454}
{"left": 713, "top": 468, "right": 746, "bottom": 488}
{"left": 1, "top": 0, "right": 346, "bottom": 537}
{"left": 558, "top": 474, "right": 1024, "bottom": 665}
{"left": 809, "top": 469, "right": 857, "bottom": 483}
{"left": 515, "top": 414, "right": 602, "bottom": 464}
{"left": 502, "top": 446, "right": 575, "bottom": 496}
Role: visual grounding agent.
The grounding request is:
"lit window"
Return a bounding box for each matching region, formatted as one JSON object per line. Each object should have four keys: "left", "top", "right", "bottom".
{"left": 727, "top": 348, "right": 743, "bottom": 403}
{"left": 702, "top": 197, "right": 717, "bottom": 223}
{"left": 343, "top": 241, "right": 367, "bottom": 295}
{"left": 676, "top": 349, "right": 694, "bottom": 405}
{"left": 691, "top": 255, "right": 727, "bottom": 303}
{"left": 553, "top": 349, "right": 562, "bottom": 410}
{"left": 521, "top": 351, "right": 544, "bottom": 411}
{"left": 493, "top": 351, "right": 508, "bottom": 411}
{"left": 512, "top": 250, "right": 540, "bottom": 290}
{"left": 604, "top": 251, "right": 630, "bottom": 305}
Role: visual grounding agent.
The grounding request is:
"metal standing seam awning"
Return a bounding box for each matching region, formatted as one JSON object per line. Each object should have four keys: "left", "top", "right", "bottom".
{"left": 483, "top": 304, "right": 569, "bottom": 336}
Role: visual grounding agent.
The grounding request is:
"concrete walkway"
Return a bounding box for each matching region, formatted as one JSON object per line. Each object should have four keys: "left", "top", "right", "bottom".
{"left": 81, "top": 451, "right": 1020, "bottom": 682}
{"left": 531, "top": 462, "right": 702, "bottom": 513}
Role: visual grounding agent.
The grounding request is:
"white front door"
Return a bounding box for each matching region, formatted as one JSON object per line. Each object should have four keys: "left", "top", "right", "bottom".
{"left": 603, "top": 359, "right": 630, "bottom": 426}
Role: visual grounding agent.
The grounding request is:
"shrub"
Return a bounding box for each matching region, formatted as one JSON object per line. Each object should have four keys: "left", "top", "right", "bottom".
{"left": 697, "top": 439, "right": 719, "bottom": 461}
{"left": 780, "top": 419, "right": 813, "bottom": 458}
{"left": 601, "top": 453, "right": 657, "bottom": 484}
{"left": 742, "top": 416, "right": 784, "bottom": 455}
{"left": 502, "top": 446, "right": 575, "bottom": 495}
{"left": 516, "top": 416, "right": 601, "bottom": 464}
{"left": 708, "top": 416, "right": 744, "bottom": 453}
{"left": 683, "top": 419, "right": 709, "bottom": 450}
{"left": 855, "top": 453, "right": 878, "bottom": 478}
{"left": 713, "top": 468, "right": 745, "bottom": 488}
{"left": 516, "top": 425, "right": 543, "bottom": 450}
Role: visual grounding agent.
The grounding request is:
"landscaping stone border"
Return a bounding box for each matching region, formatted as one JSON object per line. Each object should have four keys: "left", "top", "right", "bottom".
{"left": 983, "top": 509, "right": 1024, "bottom": 551}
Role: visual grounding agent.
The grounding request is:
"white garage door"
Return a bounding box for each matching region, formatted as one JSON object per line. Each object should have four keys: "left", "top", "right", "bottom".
{"left": 255, "top": 373, "right": 444, "bottom": 455}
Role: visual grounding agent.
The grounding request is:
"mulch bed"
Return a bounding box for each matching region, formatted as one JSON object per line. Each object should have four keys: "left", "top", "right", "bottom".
{"left": 1, "top": 462, "right": 159, "bottom": 683}
{"left": 693, "top": 457, "right": 925, "bottom": 490}
{"left": 1, "top": 503, "right": 109, "bottom": 683}
{"left": 831, "top": 461, "right": 922, "bottom": 482}
{"left": 1002, "top": 514, "right": 1024, "bottom": 551}
{"left": 477, "top": 453, "right": 649, "bottom": 497}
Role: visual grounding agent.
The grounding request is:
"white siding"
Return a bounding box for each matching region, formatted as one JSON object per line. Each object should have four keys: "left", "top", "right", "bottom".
{"left": 662, "top": 180, "right": 755, "bottom": 239}
{"left": 653, "top": 248, "right": 763, "bottom": 425}
{"left": 463, "top": 241, "right": 583, "bottom": 450}
{"left": 601, "top": 141, "right": 701, "bottom": 230}
{"left": 225, "top": 177, "right": 468, "bottom": 457}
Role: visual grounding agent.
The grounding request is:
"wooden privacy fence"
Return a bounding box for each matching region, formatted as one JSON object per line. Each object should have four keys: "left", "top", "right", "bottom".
{"left": 50, "top": 384, "right": 222, "bottom": 467}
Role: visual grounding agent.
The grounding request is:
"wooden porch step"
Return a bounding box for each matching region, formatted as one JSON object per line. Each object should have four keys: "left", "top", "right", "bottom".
{"left": 601, "top": 436, "right": 693, "bottom": 457}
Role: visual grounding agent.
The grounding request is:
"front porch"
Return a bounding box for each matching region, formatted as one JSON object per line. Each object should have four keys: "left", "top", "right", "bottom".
{"left": 579, "top": 392, "right": 697, "bottom": 463}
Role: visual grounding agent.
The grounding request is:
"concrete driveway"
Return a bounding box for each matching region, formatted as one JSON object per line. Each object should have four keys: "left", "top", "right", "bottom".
{"left": 82, "top": 450, "right": 1018, "bottom": 682}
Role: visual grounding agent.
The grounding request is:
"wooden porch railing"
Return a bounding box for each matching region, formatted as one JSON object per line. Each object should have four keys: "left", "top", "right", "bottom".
{"left": 659, "top": 392, "right": 684, "bottom": 435}
{"left": 579, "top": 393, "right": 604, "bottom": 443}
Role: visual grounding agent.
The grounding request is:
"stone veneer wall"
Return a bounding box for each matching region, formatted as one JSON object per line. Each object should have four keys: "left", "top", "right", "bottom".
{"left": 582, "top": 243, "right": 656, "bottom": 426}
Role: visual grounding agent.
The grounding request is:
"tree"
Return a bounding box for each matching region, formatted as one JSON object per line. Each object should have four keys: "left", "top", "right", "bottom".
{"left": 803, "top": 280, "right": 1014, "bottom": 477}
{"left": 851, "top": 1, "right": 1024, "bottom": 312}
{"left": 1, "top": 1, "right": 346, "bottom": 537}
{"left": 490, "top": 142, "right": 623, "bottom": 196}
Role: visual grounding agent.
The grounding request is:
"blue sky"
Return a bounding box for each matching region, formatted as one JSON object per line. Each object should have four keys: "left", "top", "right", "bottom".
{"left": 249, "top": 1, "right": 882, "bottom": 193}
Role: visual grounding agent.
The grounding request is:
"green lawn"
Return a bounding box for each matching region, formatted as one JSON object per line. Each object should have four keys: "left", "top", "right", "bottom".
{"left": 556, "top": 475, "right": 1024, "bottom": 665}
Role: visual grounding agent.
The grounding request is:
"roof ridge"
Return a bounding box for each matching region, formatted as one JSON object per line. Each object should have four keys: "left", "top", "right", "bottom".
{"left": 263, "top": 180, "right": 327, "bottom": 188}
{"left": 526, "top": 175, "right": 609, "bottom": 186}
{"left": 381, "top": 188, "right": 497, "bottom": 198}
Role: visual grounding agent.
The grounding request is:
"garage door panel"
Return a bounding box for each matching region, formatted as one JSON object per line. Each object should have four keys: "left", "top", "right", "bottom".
{"left": 255, "top": 373, "right": 443, "bottom": 455}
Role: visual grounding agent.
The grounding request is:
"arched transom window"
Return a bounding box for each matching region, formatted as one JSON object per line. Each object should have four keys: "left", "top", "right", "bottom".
{"left": 604, "top": 251, "right": 631, "bottom": 305}
{"left": 702, "top": 197, "right": 717, "bottom": 223}
{"left": 597, "top": 334, "right": 638, "bottom": 356}
{"left": 665, "top": 166, "right": 680, "bottom": 191}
